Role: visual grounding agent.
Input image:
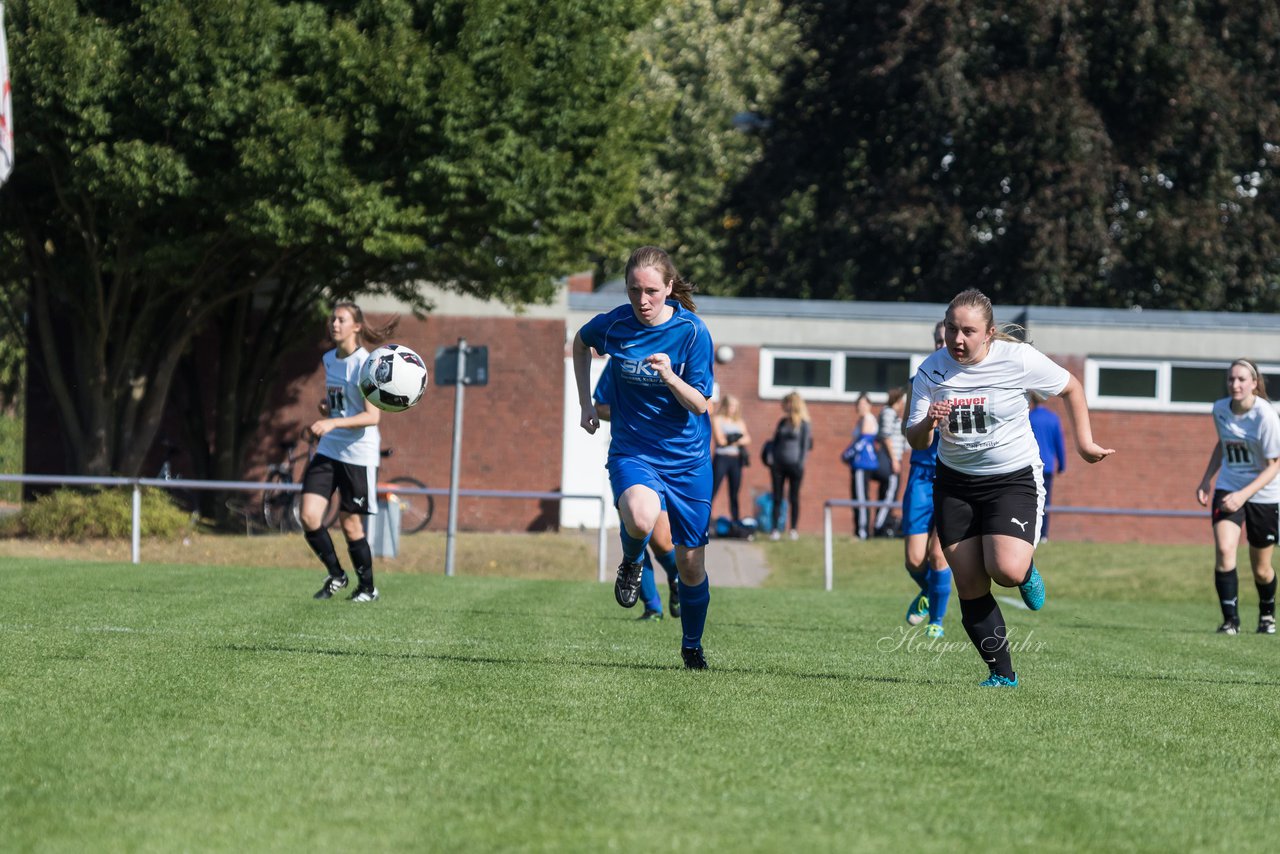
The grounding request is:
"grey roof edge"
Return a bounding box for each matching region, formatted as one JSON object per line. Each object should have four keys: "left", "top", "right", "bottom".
{"left": 568, "top": 291, "right": 1280, "bottom": 331}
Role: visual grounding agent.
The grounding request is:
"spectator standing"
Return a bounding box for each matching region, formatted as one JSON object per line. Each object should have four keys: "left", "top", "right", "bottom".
{"left": 768, "top": 391, "right": 813, "bottom": 541}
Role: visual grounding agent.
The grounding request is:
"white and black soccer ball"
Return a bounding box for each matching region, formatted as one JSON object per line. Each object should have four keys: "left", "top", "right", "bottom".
{"left": 360, "top": 344, "right": 428, "bottom": 412}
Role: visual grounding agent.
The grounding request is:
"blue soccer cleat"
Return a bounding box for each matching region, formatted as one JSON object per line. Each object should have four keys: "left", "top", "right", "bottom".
{"left": 1019, "top": 565, "right": 1045, "bottom": 611}
{"left": 925, "top": 623, "right": 944, "bottom": 639}
{"left": 979, "top": 672, "right": 1018, "bottom": 688}
{"left": 906, "top": 592, "right": 930, "bottom": 626}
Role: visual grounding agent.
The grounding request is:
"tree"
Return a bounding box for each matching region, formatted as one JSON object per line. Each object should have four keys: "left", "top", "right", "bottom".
{"left": 723, "top": 0, "right": 1280, "bottom": 309}
{"left": 619, "top": 0, "right": 802, "bottom": 291}
{"left": 1, "top": 0, "right": 656, "bottom": 478}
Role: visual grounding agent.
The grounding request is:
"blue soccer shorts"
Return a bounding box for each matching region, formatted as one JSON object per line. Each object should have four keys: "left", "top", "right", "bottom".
{"left": 607, "top": 455, "right": 712, "bottom": 549}
{"left": 901, "top": 463, "right": 936, "bottom": 537}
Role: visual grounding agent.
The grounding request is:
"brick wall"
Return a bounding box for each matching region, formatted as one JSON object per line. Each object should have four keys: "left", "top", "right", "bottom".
{"left": 255, "top": 313, "right": 566, "bottom": 532}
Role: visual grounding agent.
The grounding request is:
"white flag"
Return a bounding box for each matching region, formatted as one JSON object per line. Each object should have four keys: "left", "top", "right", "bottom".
{"left": 0, "top": 2, "right": 12, "bottom": 186}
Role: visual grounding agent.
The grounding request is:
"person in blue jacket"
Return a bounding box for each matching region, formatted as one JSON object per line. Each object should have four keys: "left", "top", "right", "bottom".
{"left": 572, "top": 246, "right": 716, "bottom": 670}
{"left": 1027, "top": 396, "right": 1067, "bottom": 540}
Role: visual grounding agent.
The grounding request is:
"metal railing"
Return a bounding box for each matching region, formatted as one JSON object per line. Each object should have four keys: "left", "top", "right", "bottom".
{"left": 0, "top": 475, "right": 610, "bottom": 581}
{"left": 821, "top": 497, "right": 1208, "bottom": 592}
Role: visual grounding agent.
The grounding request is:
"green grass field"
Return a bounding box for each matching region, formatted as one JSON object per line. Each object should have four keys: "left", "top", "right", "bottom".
{"left": 2, "top": 541, "right": 1277, "bottom": 852}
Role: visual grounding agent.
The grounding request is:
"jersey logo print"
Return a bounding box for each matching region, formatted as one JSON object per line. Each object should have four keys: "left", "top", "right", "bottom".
{"left": 1010, "top": 517, "right": 1029, "bottom": 532}
{"left": 947, "top": 401, "right": 989, "bottom": 434}
{"left": 1224, "top": 442, "right": 1252, "bottom": 465}
{"left": 929, "top": 368, "right": 948, "bottom": 382}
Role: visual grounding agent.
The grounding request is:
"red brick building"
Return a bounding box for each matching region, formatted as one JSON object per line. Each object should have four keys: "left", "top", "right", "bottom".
{"left": 256, "top": 283, "right": 1280, "bottom": 544}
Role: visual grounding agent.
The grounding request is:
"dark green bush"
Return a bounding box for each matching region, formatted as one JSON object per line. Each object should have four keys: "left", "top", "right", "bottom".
{"left": 17, "top": 488, "right": 192, "bottom": 540}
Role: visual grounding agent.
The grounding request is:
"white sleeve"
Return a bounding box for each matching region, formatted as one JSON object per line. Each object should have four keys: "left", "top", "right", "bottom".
{"left": 1024, "top": 347, "right": 1071, "bottom": 399}
{"left": 907, "top": 372, "right": 932, "bottom": 429}
{"left": 1259, "top": 406, "right": 1280, "bottom": 460}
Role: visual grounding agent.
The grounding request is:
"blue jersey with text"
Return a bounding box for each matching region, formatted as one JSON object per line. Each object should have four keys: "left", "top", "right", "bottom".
{"left": 579, "top": 302, "right": 714, "bottom": 471}
{"left": 905, "top": 373, "right": 940, "bottom": 468}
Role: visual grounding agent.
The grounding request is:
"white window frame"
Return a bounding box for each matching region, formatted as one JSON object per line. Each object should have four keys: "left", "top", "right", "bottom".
{"left": 1086, "top": 357, "right": 1280, "bottom": 413}
{"left": 759, "top": 347, "right": 922, "bottom": 402}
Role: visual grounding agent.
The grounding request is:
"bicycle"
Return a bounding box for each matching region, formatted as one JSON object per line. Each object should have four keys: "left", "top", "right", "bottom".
{"left": 156, "top": 438, "right": 198, "bottom": 518}
{"left": 261, "top": 441, "right": 304, "bottom": 533}
{"left": 376, "top": 448, "right": 433, "bottom": 534}
{"left": 266, "top": 442, "right": 433, "bottom": 535}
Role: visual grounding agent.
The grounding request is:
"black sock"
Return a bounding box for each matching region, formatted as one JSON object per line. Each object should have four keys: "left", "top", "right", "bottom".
{"left": 959, "top": 593, "right": 1014, "bottom": 679}
{"left": 347, "top": 538, "right": 374, "bottom": 588}
{"left": 1214, "top": 569, "right": 1239, "bottom": 622}
{"left": 304, "top": 528, "right": 344, "bottom": 576}
{"left": 1256, "top": 574, "right": 1277, "bottom": 618}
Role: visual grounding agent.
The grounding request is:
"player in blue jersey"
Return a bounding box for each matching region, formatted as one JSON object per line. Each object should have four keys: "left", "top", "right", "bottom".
{"left": 302, "top": 302, "right": 395, "bottom": 602}
{"left": 900, "top": 321, "right": 952, "bottom": 638}
{"left": 593, "top": 362, "right": 681, "bottom": 621}
{"left": 573, "top": 246, "right": 716, "bottom": 669}
{"left": 1195, "top": 359, "right": 1280, "bottom": 635}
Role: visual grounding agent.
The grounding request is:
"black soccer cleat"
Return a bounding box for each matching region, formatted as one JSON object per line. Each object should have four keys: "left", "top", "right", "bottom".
{"left": 614, "top": 560, "right": 643, "bottom": 608}
{"left": 636, "top": 608, "right": 663, "bottom": 622}
{"left": 1217, "top": 619, "right": 1240, "bottom": 635}
{"left": 314, "top": 572, "right": 349, "bottom": 600}
{"left": 668, "top": 579, "right": 681, "bottom": 618}
{"left": 1258, "top": 615, "right": 1276, "bottom": 635}
{"left": 349, "top": 586, "right": 380, "bottom": 603}
{"left": 681, "top": 645, "right": 707, "bottom": 670}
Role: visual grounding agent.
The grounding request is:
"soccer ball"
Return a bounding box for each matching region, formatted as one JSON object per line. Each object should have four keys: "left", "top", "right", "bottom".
{"left": 360, "top": 344, "right": 428, "bottom": 412}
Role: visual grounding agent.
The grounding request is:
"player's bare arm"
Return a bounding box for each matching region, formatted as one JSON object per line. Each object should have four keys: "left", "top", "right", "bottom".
{"left": 1058, "top": 375, "right": 1114, "bottom": 463}
{"left": 1196, "top": 443, "right": 1224, "bottom": 506}
{"left": 572, "top": 331, "right": 600, "bottom": 434}
{"left": 646, "top": 352, "right": 709, "bottom": 415}
{"left": 906, "top": 400, "right": 950, "bottom": 450}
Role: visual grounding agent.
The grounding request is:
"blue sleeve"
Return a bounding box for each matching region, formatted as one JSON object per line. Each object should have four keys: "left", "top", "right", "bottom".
{"left": 1053, "top": 417, "right": 1067, "bottom": 472}
{"left": 680, "top": 319, "right": 715, "bottom": 398}
{"left": 579, "top": 312, "right": 609, "bottom": 354}
{"left": 593, "top": 361, "right": 613, "bottom": 406}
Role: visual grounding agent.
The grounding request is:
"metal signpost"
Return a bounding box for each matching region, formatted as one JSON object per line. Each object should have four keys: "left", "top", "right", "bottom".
{"left": 435, "top": 338, "right": 489, "bottom": 577}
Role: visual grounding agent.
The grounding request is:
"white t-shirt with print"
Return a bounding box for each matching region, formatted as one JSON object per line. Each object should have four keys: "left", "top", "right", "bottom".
{"left": 316, "top": 347, "right": 380, "bottom": 468}
{"left": 1211, "top": 397, "right": 1280, "bottom": 502}
{"left": 908, "top": 339, "right": 1070, "bottom": 476}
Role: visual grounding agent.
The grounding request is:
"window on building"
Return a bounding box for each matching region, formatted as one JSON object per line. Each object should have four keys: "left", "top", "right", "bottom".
{"left": 1087, "top": 358, "right": 1280, "bottom": 412}
{"left": 760, "top": 349, "right": 917, "bottom": 402}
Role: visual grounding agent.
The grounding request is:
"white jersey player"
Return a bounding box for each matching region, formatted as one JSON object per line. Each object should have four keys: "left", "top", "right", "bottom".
{"left": 301, "top": 302, "right": 393, "bottom": 603}
{"left": 905, "top": 288, "right": 1113, "bottom": 687}
{"left": 1196, "top": 359, "right": 1280, "bottom": 635}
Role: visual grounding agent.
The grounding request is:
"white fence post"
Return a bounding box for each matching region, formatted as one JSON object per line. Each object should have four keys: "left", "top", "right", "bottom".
{"left": 597, "top": 497, "right": 608, "bottom": 583}
{"left": 824, "top": 503, "right": 833, "bottom": 592}
{"left": 131, "top": 483, "right": 142, "bottom": 565}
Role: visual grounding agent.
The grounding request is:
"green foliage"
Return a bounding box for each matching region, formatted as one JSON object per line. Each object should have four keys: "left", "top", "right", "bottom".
{"left": 0, "top": 411, "right": 22, "bottom": 504}
{"left": 0, "top": 0, "right": 656, "bottom": 476}
{"left": 17, "top": 488, "right": 192, "bottom": 539}
{"left": 1, "top": 558, "right": 1275, "bottom": 850}
{"left": 620, "top": 0, "right": 803, "bottom": 290}
{"left": 724, "top": 1, "right": 1280, "bottom": 308}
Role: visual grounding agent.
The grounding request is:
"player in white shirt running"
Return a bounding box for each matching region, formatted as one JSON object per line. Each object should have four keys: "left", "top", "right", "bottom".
{"left": 906, "top": 289, "right": 1114, "bottom": 687}
{"left": 1195, "top": 359, "right": 1280, "bottom": 635}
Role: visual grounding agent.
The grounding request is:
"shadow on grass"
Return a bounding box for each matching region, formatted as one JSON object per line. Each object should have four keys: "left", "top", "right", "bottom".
{"left": 220, "top": 642, "right": 926, "bottom": 684}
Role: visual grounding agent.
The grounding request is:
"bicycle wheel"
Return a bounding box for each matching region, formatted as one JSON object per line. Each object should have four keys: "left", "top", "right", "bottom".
{"left": 261, "top": 472, "right": 295, "bottom": 533}
{"left": 385, "top": 476, "right": 433, "bottom": 534}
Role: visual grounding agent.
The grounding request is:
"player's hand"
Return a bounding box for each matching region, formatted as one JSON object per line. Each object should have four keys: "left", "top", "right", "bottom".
{"left": 645, "top": 352, "right": 674, "bottom": 381}
{"left": 1196, "top": 486, "right": 1211, "bottom": 507}
{"left": 927, "top": 399, "right": 953, "bottom": 423}
{"left": 580, "top": 404, "right": 599, "bottom": 435}
{"left": 1077, "top": 441, "right": 1115, "bottom": 464}
{"left": 1220, "top": 491, "right": 1244, "bottom": 514}
{"left": 308, "top": 419, "right": 334, "bottom": 440}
